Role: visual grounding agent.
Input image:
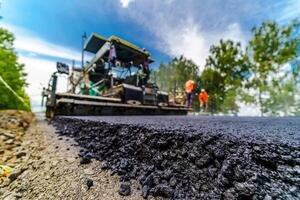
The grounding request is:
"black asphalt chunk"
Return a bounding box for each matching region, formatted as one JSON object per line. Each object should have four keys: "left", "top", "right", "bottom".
{"left": 86, "top": 178, "right": 93, "bottom": 190}
{"left": 119, "top": 182, "right": 131, "bottom": 196}
{"left": 80, "top": 153, "right": 92, "bottom": 165}
{"left": 52, "top": 116, "right": 300, "bottom": 200}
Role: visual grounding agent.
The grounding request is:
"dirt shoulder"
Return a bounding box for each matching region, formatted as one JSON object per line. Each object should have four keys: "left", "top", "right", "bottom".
{"left": 0, "top": 112, "right": 149, "bottom": 200}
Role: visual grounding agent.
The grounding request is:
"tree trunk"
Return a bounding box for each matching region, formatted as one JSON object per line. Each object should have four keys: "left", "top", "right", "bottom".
{"left": 259, "top": 89, "right": 263, "bottom": 117}
{"left": 173, "top": 81, "right": 176, "bottom": 99}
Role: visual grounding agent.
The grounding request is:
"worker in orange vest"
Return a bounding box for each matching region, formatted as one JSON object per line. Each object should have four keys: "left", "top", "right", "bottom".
{"left": 185, "top": 79, "right": 195, "bottom": 108}
{"left": 199, "top": 89, "right": 209, "bottom": 112}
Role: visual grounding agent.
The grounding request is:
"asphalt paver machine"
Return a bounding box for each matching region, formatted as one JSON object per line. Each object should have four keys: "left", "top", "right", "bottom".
{"left": 43, "top": 33, "right": 191, "bottom": 117}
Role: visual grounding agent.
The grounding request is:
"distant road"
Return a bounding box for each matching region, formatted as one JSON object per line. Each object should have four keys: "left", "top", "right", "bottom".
{"left": 62, "top": 115, "right": 300, "bottom": 146}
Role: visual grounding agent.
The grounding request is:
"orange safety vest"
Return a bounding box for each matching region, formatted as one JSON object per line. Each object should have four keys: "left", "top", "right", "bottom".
{"left": 185, "top": 80, "right": 194, "bottom": 93}
{"left": 199, "top": 91, "right": 208, "bottom": 103}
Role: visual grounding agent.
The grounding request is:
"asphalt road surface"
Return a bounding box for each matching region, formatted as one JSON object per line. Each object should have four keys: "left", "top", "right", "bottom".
{"left": 65, "top": 115, "right": 300, "bottom": 146}
{"left": 53, "top": 116, "right": 300, "bottom": 199}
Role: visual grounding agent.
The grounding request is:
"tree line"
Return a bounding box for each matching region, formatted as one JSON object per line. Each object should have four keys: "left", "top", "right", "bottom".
{"left": 0, "top": 27, "right": 30, "bottom": 111}
{"left": 153, "top": 20, "right": 300, "bottom": 116}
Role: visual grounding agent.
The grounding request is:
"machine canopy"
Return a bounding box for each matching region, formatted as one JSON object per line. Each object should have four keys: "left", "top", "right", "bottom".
{"left": 84, "top": 33, "right": 108, "bottom": 54}
{"left": 84, "top": 33, "right": 154, "bottom": 66}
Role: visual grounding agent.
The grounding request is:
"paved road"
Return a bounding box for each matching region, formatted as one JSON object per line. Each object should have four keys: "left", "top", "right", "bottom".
{"left": 54, "top": 116, "right": 300, "bottom": 199}
{"left": 62, "top": 115, "right": 300, "bottom": 146}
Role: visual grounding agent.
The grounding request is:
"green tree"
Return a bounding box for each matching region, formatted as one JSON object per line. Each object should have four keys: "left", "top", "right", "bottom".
{"left": 201, "top": 40, "right": 250, "bottom": 114}
{"left": 246, "top": 20, "right": 300, "bottom": 116}
{"left": 266, "top": 79, "right": 298, "bottom": 116}
{"left": 291, "top": 60, "right": 300, "bottom": 116}
{"left": 202, "top": 21, "right": 300, "bottom": 116}
{"left": 154, "top": 55, "right": 198, "bottom": 96}
{"left": 200, "top": 68, "right": 224, "bottom": 114}
{"left": 265, "top": 59, "right": 300, "bottom": 116}
{"left": 0, "top": 27, "right": 30, "bottom": 111}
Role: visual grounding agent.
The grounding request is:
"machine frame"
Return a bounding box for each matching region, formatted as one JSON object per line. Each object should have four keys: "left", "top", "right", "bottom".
{"left": 43, "top": 33, "right": 191, "bottom": 117}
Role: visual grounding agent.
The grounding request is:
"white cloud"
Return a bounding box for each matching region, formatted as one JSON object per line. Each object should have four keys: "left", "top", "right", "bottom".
{"left": 117, "top": 1, "right": 247, "bottom": 70}
{"left": 120, "top": 0, "right": 135, "bottom": 8}
{"left": 19, "top": 56, "right": 68, "bottom": 112}
{"left": 1, "top": 23, "right": 81, "bottom": 61}
{"left": 238, "top": 102, "right": 261, "bottom": 116}
{"left": 163, "top": 21, "right": 207, "bottom": 69}
{"left": 162, "top": 21, "right": 246, "bottom": 71}
{"left": 278, "top": 0, "right": 300, "bottom": 22}
{"left": 1, "top": 23, "right": 81, "bottom": 111}
{"left": 221, "top": 23, "right": 246, "bottom": 46}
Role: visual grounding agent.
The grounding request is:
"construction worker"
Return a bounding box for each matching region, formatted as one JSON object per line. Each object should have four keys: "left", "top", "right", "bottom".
{"left": 199, "top": 89, "right": 209, "bottom": 112}
{"left": 185, "top": 79, "right": 195, "bottom": 108}
{"left": 137, "top": 64, "right": 147, "bottom": 86}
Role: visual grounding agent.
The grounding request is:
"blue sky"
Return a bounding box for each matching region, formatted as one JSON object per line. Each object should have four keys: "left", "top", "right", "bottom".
{"left": 0, "top": 0, "right": 299, "bottom": 113}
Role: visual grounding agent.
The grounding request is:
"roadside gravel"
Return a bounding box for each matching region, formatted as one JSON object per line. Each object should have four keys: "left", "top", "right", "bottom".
{"left": 1, "top": 112, "right": 157, "bottom": 200}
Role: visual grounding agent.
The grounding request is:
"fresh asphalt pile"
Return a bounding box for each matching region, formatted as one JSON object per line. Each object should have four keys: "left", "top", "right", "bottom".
{"left": 52, "top": 116, "right": 300, "bottom": 199}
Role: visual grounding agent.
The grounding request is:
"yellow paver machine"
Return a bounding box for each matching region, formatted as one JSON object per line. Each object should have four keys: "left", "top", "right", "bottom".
{"left": 43, "top": 33, "right": 191, "bottom": 117}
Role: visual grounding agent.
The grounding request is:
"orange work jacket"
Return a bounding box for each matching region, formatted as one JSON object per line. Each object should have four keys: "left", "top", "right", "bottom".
{"left": 199, "top": 91, "right": 208, "bottom": 103}
{"left": 185, "top": 80, "right": 195, "bottom": 93}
